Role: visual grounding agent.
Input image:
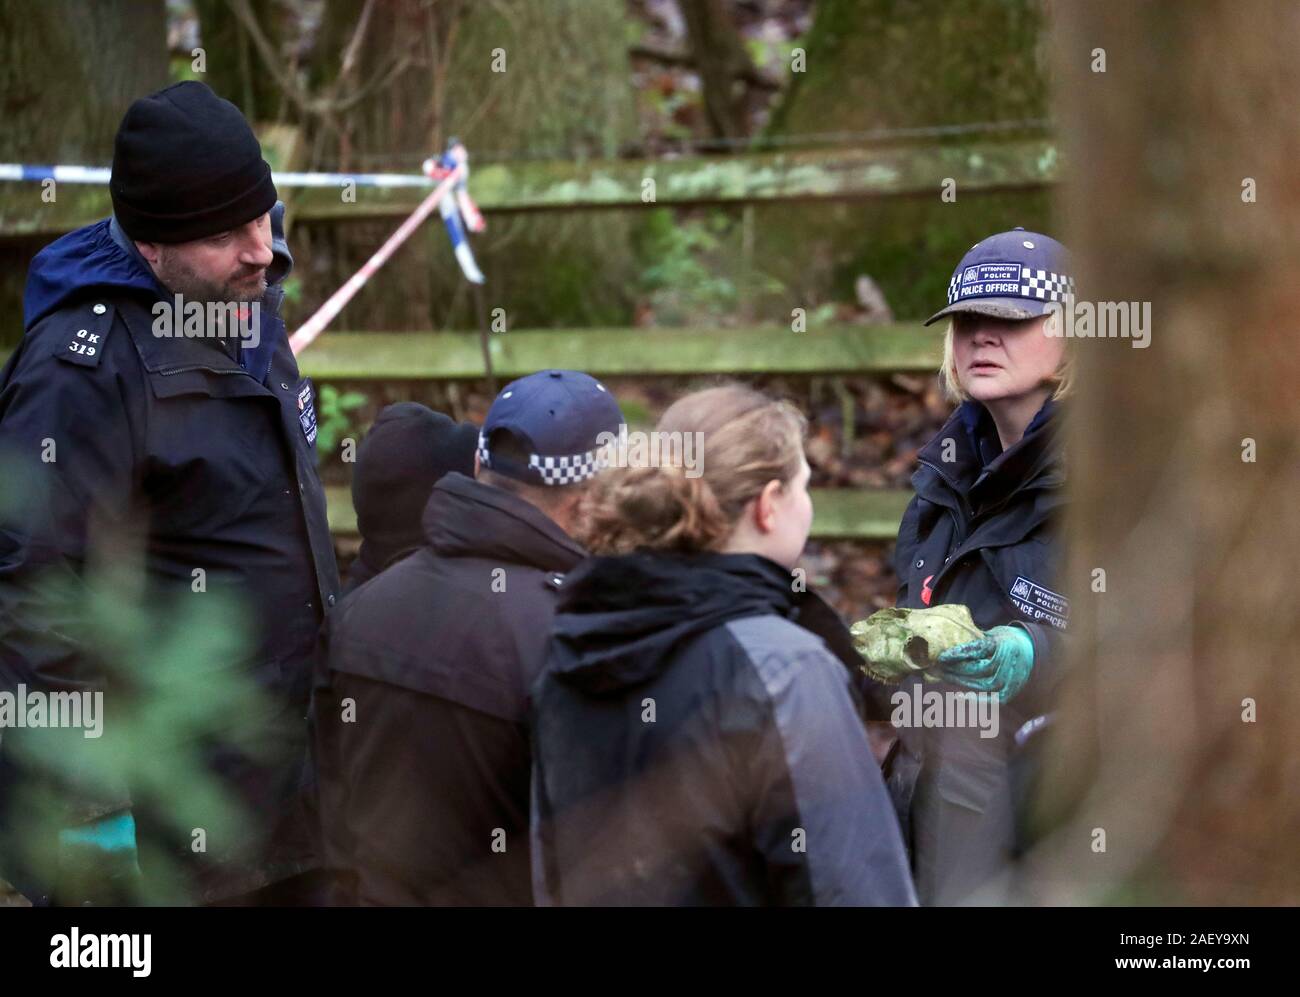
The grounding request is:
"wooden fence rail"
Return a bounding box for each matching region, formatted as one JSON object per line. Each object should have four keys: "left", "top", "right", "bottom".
{"left": 0, "top": 138, "right": 1057, "bottom": 237}
{"left": 326, "top": 485, "right": 911, "bottom": 542}
{"left": 297, "top": 324, "right": 943, "bottom": 380}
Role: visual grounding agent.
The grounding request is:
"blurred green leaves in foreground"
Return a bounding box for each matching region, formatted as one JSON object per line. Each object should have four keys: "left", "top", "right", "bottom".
{"left": 2, "top": 548, "right": 277, "bottom": 905}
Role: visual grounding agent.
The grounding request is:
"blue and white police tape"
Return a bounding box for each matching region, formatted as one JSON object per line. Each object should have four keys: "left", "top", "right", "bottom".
{"left": 425, "top": 143, "right": 486, "bottom": 286}
{"left": 2, "top": 154, "right": 486, "bottom": 288}
{"left": 0, "top": 163, "right": 433, "bottom": 187}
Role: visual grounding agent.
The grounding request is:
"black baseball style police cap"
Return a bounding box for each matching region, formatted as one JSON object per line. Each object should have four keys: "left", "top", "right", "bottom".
{"left": 926, "top": 228, "right": 1075, "bottom": 326}
{"left": 478, "top": 370, "right": 623, "bottom": 486}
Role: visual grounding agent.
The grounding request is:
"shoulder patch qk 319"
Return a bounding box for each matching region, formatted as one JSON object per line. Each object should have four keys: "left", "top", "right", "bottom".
{"left": 54, "top": 301, "right": 115, "bottom": 368}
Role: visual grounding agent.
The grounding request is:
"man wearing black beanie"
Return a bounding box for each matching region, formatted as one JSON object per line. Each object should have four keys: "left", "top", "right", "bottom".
{"left": 0, "top": 81, "right": 339, "bottom": 906}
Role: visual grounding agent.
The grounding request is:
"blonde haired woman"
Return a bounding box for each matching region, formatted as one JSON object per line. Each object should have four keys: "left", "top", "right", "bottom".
{"left": 529, "top": 384, "right": 916, "bottom": 907}
{"left": 884, "top": 228, "right": 1072, "bottom": 905}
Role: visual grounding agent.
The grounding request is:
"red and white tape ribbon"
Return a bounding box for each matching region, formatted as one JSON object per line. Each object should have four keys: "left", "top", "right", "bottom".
{"left": 288, "top": 163, "right": 464, "bottom": 356}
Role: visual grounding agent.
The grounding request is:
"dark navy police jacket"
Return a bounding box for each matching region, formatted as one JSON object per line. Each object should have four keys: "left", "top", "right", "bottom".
{"left": 0, "top": 207, "right": 338, "bottom": 904}
{"left": 887, "top": 399, "right": 1068, "bottom": 905}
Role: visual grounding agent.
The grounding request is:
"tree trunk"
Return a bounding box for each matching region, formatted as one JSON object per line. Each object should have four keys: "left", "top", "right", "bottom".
{"left": 0, "top": 0, "right": 168, "bottom": 163}
{"left": 679, "top": 0, "right": 753, "bottom": 141}
{"left": 0, "top": 0, "right": 169, "bottom": 346}
{"left": 1022, "top": 0, "right": 1300, "bottom": 905}
{"left": 193, "top": 0, "right": 286, "bottom": 123}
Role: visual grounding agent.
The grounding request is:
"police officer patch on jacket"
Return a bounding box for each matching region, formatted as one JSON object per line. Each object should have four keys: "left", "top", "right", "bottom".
{"left": 1008, "top": 575, "right": 1069, "bottom": 630}
{"left": 54, "top": 301, "right": 114, "bottom": 368}
{"left": 297, "top": 380, "right": 317, "bottom": 445}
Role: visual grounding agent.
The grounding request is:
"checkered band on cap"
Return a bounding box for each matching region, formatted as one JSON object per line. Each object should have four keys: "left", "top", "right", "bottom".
{"left": 945, "top": 266, "right": 1076, "bottom": 305}
{"left": 528, "top": 447, "right": 607, "bottom": 485}
{"left": 1020, "top": 267, "right": 1075, "bottom": 302}
{"left": 478, "top": 431, "right": 608, "bottom": 486}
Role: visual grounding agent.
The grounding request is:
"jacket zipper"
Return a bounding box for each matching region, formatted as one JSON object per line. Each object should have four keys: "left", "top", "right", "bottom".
{"left": 919, "top": 456, "right": 1064, "bottom": 596}
{"left": 918, "top": 457, "right": 972, "bottom": 532}
{"left": 157, "top": 363, "right": 253, "bottom": 378}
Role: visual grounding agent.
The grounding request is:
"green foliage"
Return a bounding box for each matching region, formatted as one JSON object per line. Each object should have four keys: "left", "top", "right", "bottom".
{"left": 642, "top": 86, "right": 700, "bottom": 145}
{"left": 616, "top": 397, "right": 653, "bottom": 429}
{"left": 281, "top": 275, "right": 302, "bottom": 307}
{"left": 805, "top": 302, "right": 838, "bottom": 328}
{"left": 168, "top": 54, "right": 201, "bottom": 84}
{"left": 745, "top": 36, "right": 800, "bottom": 80}
{"left": 634, "top": 208, "right": 785, "bottom": 326}
{"left": 637, "top": 210, "right": 736, "bottom": 324}
{"left": 314, "top": 383, "right": 367, "bottom": 462}
{"left": 5, "top": 558, "right": 273, "bottom": 904}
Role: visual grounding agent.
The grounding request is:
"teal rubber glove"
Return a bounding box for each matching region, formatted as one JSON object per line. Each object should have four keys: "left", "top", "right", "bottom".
{"left": 935, "top": 625, "right": 1035, "bottom": 703}
{"left": 57, "top": 811, "right": 140, "bottom": 903}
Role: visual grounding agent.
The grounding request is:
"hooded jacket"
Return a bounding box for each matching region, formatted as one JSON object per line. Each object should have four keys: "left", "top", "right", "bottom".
{"left": 311, "top": 472, "right": 586, "bottom": 905}
{"left": 0, "top": 207, "right": 338, "bottom": 904}
{"left": 530, "top": 550, "right": 917, "bottom": 907}
{"left": 887, "top": 399, "right": 1067, "bottom": 905}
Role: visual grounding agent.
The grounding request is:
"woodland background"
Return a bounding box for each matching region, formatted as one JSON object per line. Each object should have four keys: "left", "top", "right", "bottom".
{"left": 0, "top": 0, "right": 1296, "bottom": 905}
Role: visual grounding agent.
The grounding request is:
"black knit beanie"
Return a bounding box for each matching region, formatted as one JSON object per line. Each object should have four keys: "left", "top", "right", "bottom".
{"left": 110, "top": 81, "right": 277, "bottom": 244}
{"left": 352, "top": 404, "right": 479, "bottom": 568}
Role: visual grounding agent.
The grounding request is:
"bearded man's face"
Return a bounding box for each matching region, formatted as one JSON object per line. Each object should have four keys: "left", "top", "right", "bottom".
{"left": 146, "top": 212, "right": 273, "bottom": 304}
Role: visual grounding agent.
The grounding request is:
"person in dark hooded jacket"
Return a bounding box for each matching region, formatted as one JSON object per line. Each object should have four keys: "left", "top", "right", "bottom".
{"left": 341, "top": 402, "right": 478, "bottom": 595}
{"left": 311, "top": 370, "right": 622, "bottom": 905}
{"left": 0, "top": 82, "right": 337, "bottom": 905}
{"left": 530, "top": 384, "right": 916, "bottom": 907}
{"left": 876, "top": 229, "right": 1073, "bottom": 905}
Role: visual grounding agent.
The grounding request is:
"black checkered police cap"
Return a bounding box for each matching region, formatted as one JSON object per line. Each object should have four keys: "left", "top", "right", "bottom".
{"left": 925, "top": 227, "right": 1075, "bottom": 326}
{"left": 478, "top": 370, "right": 623, "bottom": 486}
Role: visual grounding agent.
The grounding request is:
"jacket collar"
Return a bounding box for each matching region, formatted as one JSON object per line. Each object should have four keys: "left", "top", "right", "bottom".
{"left": 109, "top": 215, "right": 162, "bottom": 282}
{"left": 115, "top": 294, "right": 253, "bottom": 375}
{"left": 22, "top": 217, "right": 160, "bottom": 331}
{"left": 545, "top": 550, "right": 801, "bottom": 695}
{"left": 422, "top": 472, "right": 587, "bottom": 572}
{"left": 916, "top": 399, "right": 1063, "bottom": 511}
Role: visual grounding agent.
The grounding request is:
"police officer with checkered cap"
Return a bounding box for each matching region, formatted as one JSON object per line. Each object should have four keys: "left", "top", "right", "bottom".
{"left": 310, "top": 369, "right": 622, "bottom": 906}
{"left": 871, "top": 228, "right": 1073, "bottom": 904}
{"left": 477, "top": 369, "right": 623, "bottom": 487}
{"left": 925, "top": 227, "right": 1074, "bottom": 326}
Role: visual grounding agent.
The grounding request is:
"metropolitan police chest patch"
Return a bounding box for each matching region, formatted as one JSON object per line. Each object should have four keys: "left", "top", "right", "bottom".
{"left": 297, "top": 381, "right": 318, "bottom": 446}
{"left": 1009, "top": 576, "right": 1069, "bottom": 631}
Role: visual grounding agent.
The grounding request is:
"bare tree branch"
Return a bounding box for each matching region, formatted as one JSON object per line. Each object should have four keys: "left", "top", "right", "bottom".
{"left": 225, "top": 0, "right": 413, "bottom": 118}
